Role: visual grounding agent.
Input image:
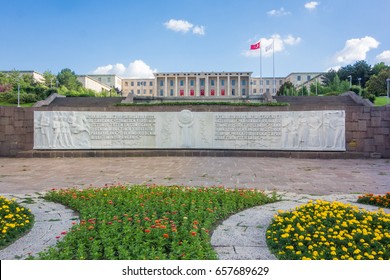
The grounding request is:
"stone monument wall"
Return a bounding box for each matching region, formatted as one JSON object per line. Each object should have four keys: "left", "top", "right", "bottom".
{"left": 1, "top": 104, "right": 389, "bottom": 158}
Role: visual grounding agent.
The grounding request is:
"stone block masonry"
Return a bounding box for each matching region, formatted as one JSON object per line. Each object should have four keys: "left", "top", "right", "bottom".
{"left": 1, "top": 99, "right": 389, "bottom": 158}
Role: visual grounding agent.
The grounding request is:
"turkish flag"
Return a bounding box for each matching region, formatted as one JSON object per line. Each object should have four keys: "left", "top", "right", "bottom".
{"left": 250, "top": 41, "right": 260, "bottom": 50}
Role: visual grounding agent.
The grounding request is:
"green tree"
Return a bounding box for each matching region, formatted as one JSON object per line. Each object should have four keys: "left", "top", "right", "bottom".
{"left": 57, "top": 68, "right": 82, "bottom": 90}
{"left": 277, "top": 81, "right": 296, "bottom": 96}
{"left": 337, "top": 60, "right": 372, "bottom": 88}
{"left": 43, "top": 71, "right": 57, "bottom": 88}
{"left": 366, "top": 68, "right": 390, "bottom": 96}
{"left": 372, "top": 62, "right": 390, "bottom": 76}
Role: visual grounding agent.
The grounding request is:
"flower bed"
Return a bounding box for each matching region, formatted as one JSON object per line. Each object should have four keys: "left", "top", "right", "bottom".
{"left": 39, "top": 184, "right": 277, "bottom": 260}
{"left": 267, "top": 200, "right": 390, "bottom": 260}
{"left": 0, "top": 196, "right": 34, "bottom": 248}
{"left": 357, "top": 193, "right": 390, "bottom": 208}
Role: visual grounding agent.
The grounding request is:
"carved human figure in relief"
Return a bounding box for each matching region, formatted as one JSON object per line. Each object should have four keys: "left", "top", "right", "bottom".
{"left": 308, "top": 112, "right": 322, "bottom": 148}
{"left": 40, "top": 113, "right": 51, "bottom": 147}
{"left": 52, "top": 115, "right": 62, "bottom": 148}
{"left": 178, "top": 110, "right": 194, "bottom": 148}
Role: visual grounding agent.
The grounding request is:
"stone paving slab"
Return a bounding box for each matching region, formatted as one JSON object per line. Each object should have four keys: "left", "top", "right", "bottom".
{"left": 211, "top": 193, "right": 390, "bottom": 260}
{"left": 0, "top": 194, "right": 78, "bottom": 260}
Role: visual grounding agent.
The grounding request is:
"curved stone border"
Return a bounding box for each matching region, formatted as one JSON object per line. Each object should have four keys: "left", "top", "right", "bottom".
{"left": 1, "top": 192, "right": 389, "bottom": 260}
{"left": 211, "top": 192, "right": 390, "bottom": 260}
{"left": 0, "top": 193, "right": 79, "bottom": 260}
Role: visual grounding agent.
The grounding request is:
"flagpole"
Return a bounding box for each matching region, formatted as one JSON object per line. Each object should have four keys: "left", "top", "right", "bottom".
{"left": 272, "top": 39, "right": 275, "bottom": 96}
{"left": 260, "top": 43, "right": 262, "bottom": 95}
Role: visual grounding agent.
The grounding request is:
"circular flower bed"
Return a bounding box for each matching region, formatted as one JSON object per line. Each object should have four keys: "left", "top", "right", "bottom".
{"left": 267, "top": 200, "right": 390, "bottom": 260}
{"left": 39, "top": 185, "right": 277, "bottom": 260}
{"left": 0, "top": 196, "right": 34, "bottom": 248}
{"left": 357, "top": 193, "right": 390, "bottom": 208}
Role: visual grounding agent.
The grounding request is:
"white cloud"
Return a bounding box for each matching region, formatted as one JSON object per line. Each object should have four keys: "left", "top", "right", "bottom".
{"left": 376, "top": 50, "right": 390, "bottom": 64}
{"left": 242, "top": 34, "right": 301, "bottom": 58}
{"left": 304, "top": 1, "right": 320, "bottom": 10}
{"left": 267, "top": 7, "right": 291, "bottom": 17}
{"left": 164, "top": 19, "right": 205, "bottom": 35}
{"left": 193, "top": 25, "right": 205, "bottom": 35}
{"left": 335, "top": 36, "right": 380, "bottom": 65}
{"left": 92, "top": 60, "right": 156, "bottom": 78}
{"left": 164, "top": 19, "right": 193, "bottom": 33}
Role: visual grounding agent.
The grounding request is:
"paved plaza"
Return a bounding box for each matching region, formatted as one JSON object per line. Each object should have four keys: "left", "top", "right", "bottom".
{"left": 0, "top": 157, "right": 389, "bottom": 260}
{"left": 0, "top": 157, "right": 389, "bottom": 195}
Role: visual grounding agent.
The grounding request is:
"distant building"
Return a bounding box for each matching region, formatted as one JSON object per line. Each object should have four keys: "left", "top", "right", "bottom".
{"left": 285, "top": 72, "right": 325, "bottom": 92}
{"left": 86, "top": 74, "right": 122, "bottom": 91}
{"left": 0, "top": 70, "right": 45, "bottom": 84}
{"left": 250, "top": 77, "right": 285, "bottom": 95}
{"left": 154, "top": 72, "right": 252, "bottom": 97}
{"left": 77, "top": 76, "right": 112, "bottom": 93}
{"left": 122, "top": 78, "right": 154, "bottom": 96}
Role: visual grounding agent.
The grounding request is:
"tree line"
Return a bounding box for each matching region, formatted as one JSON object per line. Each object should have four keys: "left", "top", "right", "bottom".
{"left": 0, "top": 68, "right": 119, "bottom": 105}
{"left": 277, "top": 61, "right": 390, "bottom": 102}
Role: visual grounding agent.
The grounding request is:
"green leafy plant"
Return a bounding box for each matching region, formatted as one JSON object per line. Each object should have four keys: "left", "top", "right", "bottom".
{"left": 0, "top": 196, "right": 34, "bottom": 248}
{"left": 267, "top": 200, "right": 390, "bottom": 260}
{"left": 38, "top": 184, "right": 277, "bottom": 260}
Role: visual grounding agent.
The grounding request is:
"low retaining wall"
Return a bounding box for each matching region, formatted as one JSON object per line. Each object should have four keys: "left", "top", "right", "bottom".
{"left": 1, "top": 101, "right": 389, "bottom": 158}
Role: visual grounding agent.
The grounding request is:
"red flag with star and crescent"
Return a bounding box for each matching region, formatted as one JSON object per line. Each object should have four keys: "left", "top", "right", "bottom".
{"left": 250, "top": 41, "right": 260, "bottom": 50}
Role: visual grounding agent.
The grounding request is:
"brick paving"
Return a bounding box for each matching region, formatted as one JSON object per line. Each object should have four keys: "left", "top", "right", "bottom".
{"left": 0, "top": 157, "right": 389, "bottom": 195}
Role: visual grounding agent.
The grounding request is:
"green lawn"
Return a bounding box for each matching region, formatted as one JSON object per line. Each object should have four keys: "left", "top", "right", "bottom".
{"left": 0, "top": 102, "right": 35, "bottom": 107}
{"left": 374, "top": 96, "right": 390, "bottom": 106}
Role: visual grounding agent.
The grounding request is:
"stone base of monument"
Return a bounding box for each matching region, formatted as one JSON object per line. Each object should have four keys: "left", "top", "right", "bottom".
{"left": 17, "top": 149, "right": 366, "bottom": 159}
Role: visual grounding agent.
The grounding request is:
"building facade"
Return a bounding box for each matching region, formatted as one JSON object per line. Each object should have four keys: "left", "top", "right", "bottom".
{"left": 122, "top": 78, "right": 154, "bottom": 96}
{"left": 154, "top": 72, "right": 252, "bottom": 98}
{"left": 77, "top": 76, "right": 112, "bottom": 93}
{"left": 86, "top": 74, "right": 122, "bottom": 91}
{"left": 250, "top": 77, "right": 285, "bottom": 95}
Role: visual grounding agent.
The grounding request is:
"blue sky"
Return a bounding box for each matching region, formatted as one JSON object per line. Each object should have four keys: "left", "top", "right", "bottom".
{"left": 1, "top": 0, "right": 389, "bottom": 78}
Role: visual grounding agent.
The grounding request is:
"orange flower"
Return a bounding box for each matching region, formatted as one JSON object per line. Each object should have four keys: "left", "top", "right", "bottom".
{"left": 191, "top": 231, "right": 197, "bottom": 236}
{"left": 163, "top": 233, "right": 169, "bottom": 238}
{"left": 145, "top": 229, "right": 151, "bottom": 233}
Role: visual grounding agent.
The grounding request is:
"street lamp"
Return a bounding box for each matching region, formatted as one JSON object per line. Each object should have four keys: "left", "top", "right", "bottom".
{"left": 386, "top": 78, "right": 390, "bottom": 105}
{"left": 17, "top": 82, "right": 20, "bottom": 108}
{"left": 347, "top": 75, "right": 352, "bottom": 89}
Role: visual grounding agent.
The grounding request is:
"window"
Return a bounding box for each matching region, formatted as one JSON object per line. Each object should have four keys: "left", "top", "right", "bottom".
{"left": 150, "top": 81, "right": 153, "bottom": 86}
{"left": 180, "top": 89, "right": 184, "bottom": 96}
{"left": 266, "top": 88, "right": 270, "bottom": 93}
{"left": 137, "top": 82, "right": 140, "bottom": 86}
{"left": 190, "top": 80, "right": 194, "bottom": 86}
{"left": 266, "top": 80, "right": 270, "bottom": 85}
{"left": 180, "top": 80, "right": 184, "bottom": 86}
{"left": 150, "top": 89, "right": 153, "bottom": 94}
{"left": 160, "top": 89, "right": 164, "bottom": 96}
{"left": 242, "top": 89, "right": 246, "bottom": 95}
{"left": 160, "top": 80, "right": 164, "bottom": 86}
{"left": 190, "top": 89, "right": 194, "bottom": 96}
{"left": 297, "top": 75, "right": 301, "bottom": 81}
{"left": 231, "top": 79, "right": 236, "bottom": 86}
{"left": 211, "top": 79, "right": 215, "bottom": 86}
{"left": 221, "top": 80, "right": 225, "bottom": 86}
{"left": 253, "top": 88, "right": 257, "bottom": 93}
{"left": 170, "top": 80, "right": 174, "bottom": 87}
{"left": 200, "top": 89, "right": 205, "bottom": 96}
{"left": 279, "top": 80, "right": 283, "bottom": 85}
{"left": 231, "top": 89, "right": 235, "bottom": 96}
{"left": 131, "top": 82, "right": 134, "bottom": 86}
{"left": 211, "top": 89, "right": 215, "bottom": 96}
{"left": 242, "top": 79, "right": 246, "bottom": 86}
{"left": 143, "top": 89, "right": 146, "bottom": 95}
{"left": 125, "top": 82, "right": 128, "bottom": 86}
{"left": 252, "top": 80, "right": 256, "bottom": 85}
{"left": 221, "top": 89, "right": 225, "bottom": 96}
{"left": 307, "top": 75, "right": 311, "bottom": 81}
{"left": 137, "top": 89, "right": 140, "bottom": 94}
{"left": 200, "top": 79, "right": 204, "bottom": 86}
{"left": 107, "top": 77, "right": 111, "bottom": 82}
{"left": 170, "top": 89, "right": 174, "bottom": 96}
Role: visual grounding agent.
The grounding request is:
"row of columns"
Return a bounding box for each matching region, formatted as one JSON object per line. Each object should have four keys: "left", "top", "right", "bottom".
{"left": 155, "top": 75, "right": 247, "bottom": 97}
